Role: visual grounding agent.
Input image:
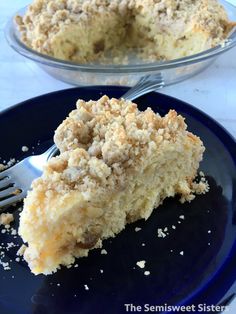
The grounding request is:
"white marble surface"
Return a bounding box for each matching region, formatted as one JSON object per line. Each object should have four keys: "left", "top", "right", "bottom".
{"left": 0, "top": 1, "right": 236, "bottom": 313}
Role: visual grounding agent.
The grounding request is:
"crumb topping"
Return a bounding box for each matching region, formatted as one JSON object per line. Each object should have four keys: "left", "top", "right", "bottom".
{"left": 27, "top": 95, "right": 201, "bottom": 200}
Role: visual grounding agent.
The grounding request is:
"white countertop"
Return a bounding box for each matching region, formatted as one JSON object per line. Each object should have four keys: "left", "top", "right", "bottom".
{"left": 0, "top": 1, "right": 236, "bottom": 313}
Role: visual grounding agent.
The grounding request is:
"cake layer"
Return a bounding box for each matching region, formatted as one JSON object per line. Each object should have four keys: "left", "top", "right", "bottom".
{"left": 16, "top": 0, "right": 235, "bottom": 63}
{"left": 19, "top": 96, "right": 207, "bottom": 275}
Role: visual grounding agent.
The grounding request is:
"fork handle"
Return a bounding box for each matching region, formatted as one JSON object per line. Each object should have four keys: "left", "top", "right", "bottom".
{"left": 121, "top": 74, "right": 164, "bottom": 101}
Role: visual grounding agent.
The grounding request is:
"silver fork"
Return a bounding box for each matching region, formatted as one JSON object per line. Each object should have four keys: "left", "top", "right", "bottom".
{"left": 0, "top": 145, "right": 58, "bottom": 208}
{"left": 0, "top": 73, "right": 164, "bottom": 209}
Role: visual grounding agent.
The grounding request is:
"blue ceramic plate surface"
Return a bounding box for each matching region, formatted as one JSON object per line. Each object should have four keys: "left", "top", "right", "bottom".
{"left": 0, "top": 86, "right": 236, "bottom": 314}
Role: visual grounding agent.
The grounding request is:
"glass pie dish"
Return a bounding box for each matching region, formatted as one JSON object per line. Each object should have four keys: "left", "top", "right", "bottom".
{"left": 5, "top": 0, "right": 236, "bottom": 87}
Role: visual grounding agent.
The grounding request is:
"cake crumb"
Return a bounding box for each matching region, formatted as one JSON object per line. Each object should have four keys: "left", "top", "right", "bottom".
{"left": 172, "top": 225, "right": 176, "bottom": 229}
{"left": 7, "top": 158, "right": 16, "bottom": 168}
{"left": 21, "top": 146, "right": 29, "bottom": 152}
{"left": 142, "top": 243, "right": 145, "bottom": 246}
{"left": 84, "top": 284, "right": 89, "bottom": 290}
{"left": 135, "top": 227, "right": 141, "bottom": 232}
{"left": 157, "top": 228, "right": 167, "bottom": 238}
{"left": 17, "top": 244, "right": 27, "bottom": 256}
{"left": 101, "top": 249, "right": 107, "bottom": 255}
{"left": 11, "top": 229, "right": 17, "bottom": 235}
{"left": 208, "top": 230, "right": 211, "bottom": 234}
{"left": 144, "top": 271, "right": 150, "bottom": 276}
{"left": 15, "top": 257, "right": 20, "bottom": 262}
{"left": 100, "top": 269, "right": 104, "bottom": 273}
{"left": 180, "top": 251, "right": 184, "bottom": 255}
{"left": 179, "top": 215, "right": 185, "bottom": 220}
{"left": 136, "top": 260, "right": 146, "bottom": 269}
{"left": 0, "top": 164, "right": 6, "bottom": 171}
{"left": 0, "top": 213, "right": 14, "bottom": 226}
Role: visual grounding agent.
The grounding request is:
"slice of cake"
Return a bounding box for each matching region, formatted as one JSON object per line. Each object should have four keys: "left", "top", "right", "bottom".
{"left": 19, "top": 96, "right": 207, "bottom": 275}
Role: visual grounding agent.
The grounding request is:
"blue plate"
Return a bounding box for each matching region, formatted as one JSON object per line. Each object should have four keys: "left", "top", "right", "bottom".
{"left": 0, "top": 86, "right": 236, "bottom": 314}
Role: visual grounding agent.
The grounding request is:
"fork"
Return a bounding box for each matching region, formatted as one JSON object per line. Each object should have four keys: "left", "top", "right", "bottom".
{"left": 0, "top": 73, "right": 164, "bottom": 208}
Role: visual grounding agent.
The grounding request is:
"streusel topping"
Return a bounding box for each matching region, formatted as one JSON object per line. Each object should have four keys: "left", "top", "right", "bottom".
{"left": 29, "top": 95, "right": 198, "bottom": 198}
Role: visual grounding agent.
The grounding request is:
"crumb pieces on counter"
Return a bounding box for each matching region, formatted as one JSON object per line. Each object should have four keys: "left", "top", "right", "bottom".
{"left": 101, "top": 249, "right": 107, "bottom": 255}
{"left": 142, "top": 243, "right": 145, "bottom": 246}
{"left": 100, "top": 269, "right": 104, "bottom": 273}
{"left": 180, "top": 251, "right": 184, "bottom": 256}
{"left": 21, "top": 146, "right": 29, "bottom": 152}
{"left": 144, "top": 271, "right": 150, "bottom": 276}
{"left": 179, "top": 215, "right": 185, "bottom": 220}
{"left": 84, "top": 284, "right": 89, "bottom": 290}
{"left": 208, "top": 230, "right": 212, "bottom": 234}
{"left": 135, "top": 227, "right": 142, "bottom": 232}
{"left": 136, "top": 260, "right": 146, "bottom": 269}
{"left": 0, "top": 213, "right": 14, "bottom": 226}
{"left": 172, "top": 225, "right": 176, "bottom": 229}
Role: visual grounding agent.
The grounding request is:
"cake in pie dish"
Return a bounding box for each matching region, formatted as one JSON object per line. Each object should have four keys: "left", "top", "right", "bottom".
{"left": 16, "top": 0, "right": 236, "bottom": 64}
{"left": 19, "top": 96, "right": 208, "bottom": 275}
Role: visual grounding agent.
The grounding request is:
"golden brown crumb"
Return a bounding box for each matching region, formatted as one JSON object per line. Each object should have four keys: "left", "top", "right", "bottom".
{"left": 0, "top": 213, "right": 14, "bottom": 226}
